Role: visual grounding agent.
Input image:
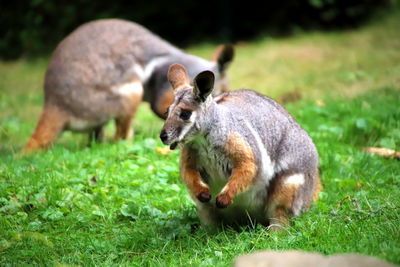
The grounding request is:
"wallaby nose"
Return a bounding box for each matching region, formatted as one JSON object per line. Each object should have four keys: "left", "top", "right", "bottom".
{"left": 160, "top": 130, "right": 168, "bottom": 144}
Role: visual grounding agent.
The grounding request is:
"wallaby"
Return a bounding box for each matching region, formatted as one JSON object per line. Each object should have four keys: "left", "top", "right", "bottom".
{"left": 160, "top": 64, "right": 321, "bottom": 229}
{"left": 23, "top": 19, "right": 234, "bottom": 153}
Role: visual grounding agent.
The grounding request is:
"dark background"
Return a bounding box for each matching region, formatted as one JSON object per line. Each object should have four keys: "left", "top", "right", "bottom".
{"left": 0, "top": 0, "right": 394, "bottom": 60}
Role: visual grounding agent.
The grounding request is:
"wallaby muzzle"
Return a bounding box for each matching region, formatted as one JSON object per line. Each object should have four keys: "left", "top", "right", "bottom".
{"left": 159, "top": 129, "right": 179, "bottom": 150}
{"left": 160, "top": 130, "right": 168, "bottom": 144}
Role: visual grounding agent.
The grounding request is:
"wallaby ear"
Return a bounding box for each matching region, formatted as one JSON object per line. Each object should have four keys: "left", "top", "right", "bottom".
{"left": 212, "top": 44, "right": 234, "bottom": 73}
{"left": 168, "top": 64, "right": 190, "bottom": 90}
{"left": 193, "top": 70, "right": 215, "bottom": 102}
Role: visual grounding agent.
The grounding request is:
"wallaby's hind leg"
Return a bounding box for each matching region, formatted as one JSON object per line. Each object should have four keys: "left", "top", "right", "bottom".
{"left": 114, "top": 81, "right": 143, "bottom": 141}
{"left": 22, "top": 105, "right": 68, "bottom": 153}
{"left": 115, "top": 115, "right": 134, "bottom": 140}
{"left": 266, "top": 173, "right": 307, "bottom": 231}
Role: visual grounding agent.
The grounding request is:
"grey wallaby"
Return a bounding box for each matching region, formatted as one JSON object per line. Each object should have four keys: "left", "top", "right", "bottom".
{"left": 23, "top": 19, "right": 234, "bottom": 152}
{"left": 160, "top": 64, "right": 321, "bottom": 228}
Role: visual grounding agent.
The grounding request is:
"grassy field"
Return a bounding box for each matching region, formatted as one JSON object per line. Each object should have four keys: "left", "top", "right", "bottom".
{"left": 0, "top": 11, "right": 399, "bottom": 266}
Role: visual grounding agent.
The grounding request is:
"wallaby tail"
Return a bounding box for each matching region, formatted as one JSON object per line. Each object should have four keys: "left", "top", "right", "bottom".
{"left": 22, "top": 105, "right": 68, "bottom": 153}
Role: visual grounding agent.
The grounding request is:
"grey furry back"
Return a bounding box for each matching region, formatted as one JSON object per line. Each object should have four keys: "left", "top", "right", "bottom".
{"left": 214, "top": 89, "right": 318, "bottom": 175}
{"left": 46, "top": 19, "right": 180, "bottom": 96}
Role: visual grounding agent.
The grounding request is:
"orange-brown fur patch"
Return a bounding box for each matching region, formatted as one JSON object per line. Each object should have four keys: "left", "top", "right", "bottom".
{"left": 216, "top": 132, "right": 257, "bottom": 207}
{"left": 115, "top": 81, "right": 143, "bottom": 140}
{"left": 266, "top": 175, "right": 300, "bottom": 228}
{"left": 268, "top": 183, "right": 299, "bottom": 211}
{"left": 267, "top": 173, "right": 321, "bottom": 229}
{"left": 155, "top": 88, "right": 174, "bottom": 119}
{"left": 215, "top": 93, "right": 232, "bottom": 104}
{"left": 115, "top": 115, "right": 133, "bottom": 140}
{"left": 180, "top": 147, "right": 210, "bottom": 200}
{"left": 155, "top": 88, "right": 175, "bottom": 119}
{"left": 312, "top": 173, "right": 322, "bottom": 201}
{"left": 22, "top": 105, "right": 68, "bottom": 153}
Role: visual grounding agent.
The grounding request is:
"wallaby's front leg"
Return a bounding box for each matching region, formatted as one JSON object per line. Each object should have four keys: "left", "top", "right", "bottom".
{"left": 216, "top": 133, "right": 257, "bottom": 208}
{"left": 181, "top": 147, "right": 211, "bottom": 203}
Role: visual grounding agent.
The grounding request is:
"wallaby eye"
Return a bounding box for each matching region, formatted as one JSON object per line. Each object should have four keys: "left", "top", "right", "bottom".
{"left": 179, "top": 110, "right": 192, "bottom": 120}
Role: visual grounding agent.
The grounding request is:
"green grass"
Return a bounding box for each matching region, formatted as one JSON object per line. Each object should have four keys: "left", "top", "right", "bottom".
{"left": 1, "top": 12, "right": 399, "bottom": 266}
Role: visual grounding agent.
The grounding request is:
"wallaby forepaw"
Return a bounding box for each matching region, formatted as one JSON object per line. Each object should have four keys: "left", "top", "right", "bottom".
{"left": 216, "top": 193, "right": 232, "bottom": 208}
{"left": 197, "top": 190, "right": 211, "bottom": 203}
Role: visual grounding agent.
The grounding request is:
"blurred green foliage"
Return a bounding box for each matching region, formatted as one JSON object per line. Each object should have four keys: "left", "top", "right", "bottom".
{"left": 0, "top": 0, "right": 394, "bottom": 60}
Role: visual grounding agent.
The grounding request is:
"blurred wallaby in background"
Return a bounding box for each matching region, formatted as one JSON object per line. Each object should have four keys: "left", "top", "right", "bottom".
{"left": 23, "top": 19, "right": 234, "bottom": 153}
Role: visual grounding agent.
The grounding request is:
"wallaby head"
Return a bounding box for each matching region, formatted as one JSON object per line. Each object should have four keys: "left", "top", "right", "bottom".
{"left": 160, "top": 64, "right": 215, "bottom": 150}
